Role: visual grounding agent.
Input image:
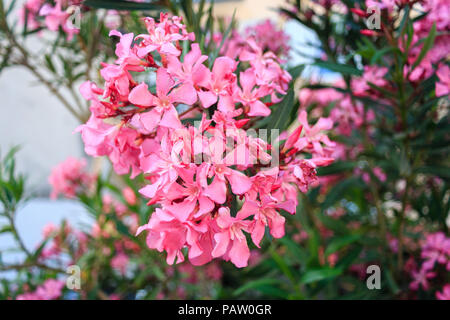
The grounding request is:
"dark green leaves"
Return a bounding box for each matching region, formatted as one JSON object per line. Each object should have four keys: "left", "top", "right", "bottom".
{"left": 266, "top": 88, "right": 296, "bottom": 134}
{"left": 314, "top": 61, "right": 362, "bottom": 76}
{"left": 300, "top": 267, "right": 343, "bottom": 284}
{"left": 412, "top": 24, "right": 436, "bottom": 69}
{"left": 84, "top": 0, "right": 165, "bottom": 11}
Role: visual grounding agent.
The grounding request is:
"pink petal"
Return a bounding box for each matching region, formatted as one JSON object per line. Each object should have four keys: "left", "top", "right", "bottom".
{"left": 226, "top": 169, "right": 252, "bottom": 195}
{"left": 156, "top": 68, "right": 175, "bottom": 97}
{"left": 229, "top": 239, "right": 250, "bottom": 268}
{"left": 159, "top": 105, "right": 182, "bottom": 129}
{"left": 248, "top": 100, "right": 271, "bottom": 117}
{"left": 129, "top": 83, "right": 154, "bottom": 107}
{"left": 204, "top": 177, "right": 227, "bottom": 204}
{"left": 217, "top": 94, "right": 235, "bottom": 113}
{"left": 198, "top": 90, "right": 217, "bottom": 108}
{"left": 212, "top": 232, "right": 229, "bottom": 258}
{"left": 169, "top": 83, "right": 197, "bottom": 105}
{"left": 251, "top": 220, "right": 265, "bottom": 248}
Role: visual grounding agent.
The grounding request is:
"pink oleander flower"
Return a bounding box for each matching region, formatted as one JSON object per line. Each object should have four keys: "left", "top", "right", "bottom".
{"left": 409, "top": 267, "right": 436, "bottom": 291}
{"left": 19, "top": 0, "right": 44, "bottom": 30}
{"left": 167, "top": 43, "right": 209, "bottom": 89}
{"left": 234, "top": 68, "right": 271, "bottom": 116}
{"left": 212, "top": 207, "right": 252, "bottom": 268}
{"left": 421, "top": 232, "right": 450, "bottom": 271}
{"left": 129, "top": 68, "right": 197, "bottom": 130}
{"left": 365, "top": 0, "right": 397, "bottom": 12}
{"left": 136, "top": 13, "right": 194, "bottom": 57}
{"left": 196, "top": 57, "right": 237, "bottom": 112}
{"left": 291, "top": 110, "right": 336, "bottom": 157}
{"left": 240, "top": 196, "right": 295, "bottom": 247}
{"left": 122, "top": 187, "right": 137, "bottom": 205}
{"left": 39, "top": 0, "right": 80, "bottom": 40}
{"left": 42, "top": 223, "right": 58, "bottom": 238}
{"left": 352, "top": 66, "right": 388, "bottom": 96}
{"left": 17, "top": 279, "right": 65, "bottom": 300}
{"left": 436, "top": 64, "right": 450, "bottom": 97}
{"left": 204, "top": 262, "right": 223, "bottom": 281}
{"left": 360, "top": 166, "right": 387, "bottom": 184}
{"left": 111, "top": 252, "right": 130, "bottom": 275}
{"left": 48, "top": 157, "right": 95, "bottom": 199}
{"left": 76, "top": 13, "right": 335, "bottom": 269}
{"left": 436, "top": 284, "right": 450, "bottom": 300}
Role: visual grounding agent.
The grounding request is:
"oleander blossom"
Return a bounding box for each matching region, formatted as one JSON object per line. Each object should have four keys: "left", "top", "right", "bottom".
{"left": 19, "top": 0, "right": 82, "bottom": 39}
{"left": 48, "top": 157, "right": 96, "bottom": 199}
{"left": 77, "top": 14, "right": 335, "bottom": 268}
{"left": 16, "top": 279, "right": 65, "bottom": 300}
{"left": 409, "top": 232, "right": 450, "bottom": 293}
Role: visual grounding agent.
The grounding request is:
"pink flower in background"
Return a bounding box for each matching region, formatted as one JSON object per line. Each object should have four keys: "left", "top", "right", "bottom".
{"left": 19, "top": 0, "right": 44, "bottom": 30}
{"left": 205, "top": 262, "right": 223, "bottom": 281}
{"left": 244, "top": 19, "right": 290, "bottom": 58}
{"left": 436, "top": 64, "right": 450, "bottom": 97}
{"left": 436, "top": 285, "right": 450, "bottom": 300}
{"left": 39, "top": 0, "right": 79, "bottom": 40}
{"left": 122, "top": 187, "right": 137, "bottom": 205}
{"left": 48, "top": 157, "right": 95, "bottom": 199}
{"left": 409, "top": 268, "right": 436, "bottom": 291}
{"left": 352, "top": 66, "right": 388, "bottom": 96}
{"left": 361, "top": 167, "right": 387, "bottom": 184}
{"left": 35, "top": 279, "right": 65, "bottom": 300}
{"left": 111, "top": 252, "right": 130, "bottom": 275}
{"left": 421, "top": 232, "right": 450, "bottom": 271}
{"left": 17, "top": 279, "right": 64, "bottom": 300}
{"left": 42, "top": 223, "right": 58, "bottom": 238}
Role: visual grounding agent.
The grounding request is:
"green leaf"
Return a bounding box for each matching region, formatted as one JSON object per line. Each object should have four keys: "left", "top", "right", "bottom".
{"left": 209, "top": 9, "right": 236, "bottom": 64}
{"left": 233, "top": 278, "right": 281, "bottom": 296}
{"left": 279, "top": 237, "right": 309, "bottom": 264}
{"left": 415, "top": 166, "right": 450, "bottom": 180}
{"left": 266, "top": 88, "right": 295, "bottom": 135}
{"left": 300, "top": 267, "right": 343, "bottom": 284}
{"left": 412, "top": 24, "right": 436, "bottom": 69}
{"left": 317, "top": 161, "right": 357, "bottom": 176}
{"left": 270, "top": 246, "right": 297, "bottom": 283}
{"left": 0, "top": 225, "right": 13, "bottom": 234}
{"left": 321, "top": 177, "right": 363, "bottom": 210}
{"left": 288, "top": 64, "right": 305, "bottom": 79}
{"left": 84, "top": 0, "right": 165, "bottom": 11}
{"left": 314, "top": 61, "right": 362, "bottom": 76}
{"left": 325, "top": 234, "right": 361, "bottom": 257}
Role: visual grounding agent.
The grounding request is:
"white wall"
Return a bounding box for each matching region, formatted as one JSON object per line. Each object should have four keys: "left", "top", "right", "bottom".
{"left": 0, "top": 64, "right": 84, "bottom": 196}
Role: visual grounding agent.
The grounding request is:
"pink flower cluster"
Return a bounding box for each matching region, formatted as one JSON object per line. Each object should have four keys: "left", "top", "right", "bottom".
{"left": 48, "top": 157, "right": 96, "bottom": 199}
{"left": 405, "top": 0, "right": 450, "bottom": 92}
{"left": 16, "top": 279, "right": 65, "bottom": 300}
{"left": 76, "top": 13, "right": 335, "bottom": 267}
{"left": 243, "top": 20, "right": 291, "bottom": 58}
{"left": 216, "top": 21, "right": 291, "bottom": 78}
{"left": 409, "top": 232, "right": 450, "bottom": 297}
{"left": 19, "top": 0, "right": 81, "bottom": 40}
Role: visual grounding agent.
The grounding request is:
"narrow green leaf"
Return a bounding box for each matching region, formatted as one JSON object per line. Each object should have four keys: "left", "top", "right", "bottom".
{"left": 300, "top": 267, "right": 343, "bottom": 284}
{"left": 412, "top": 24, "right": 436, "bottom": 69}
{"left": 314, "top": 61, "right": 362, "bottom": 76}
